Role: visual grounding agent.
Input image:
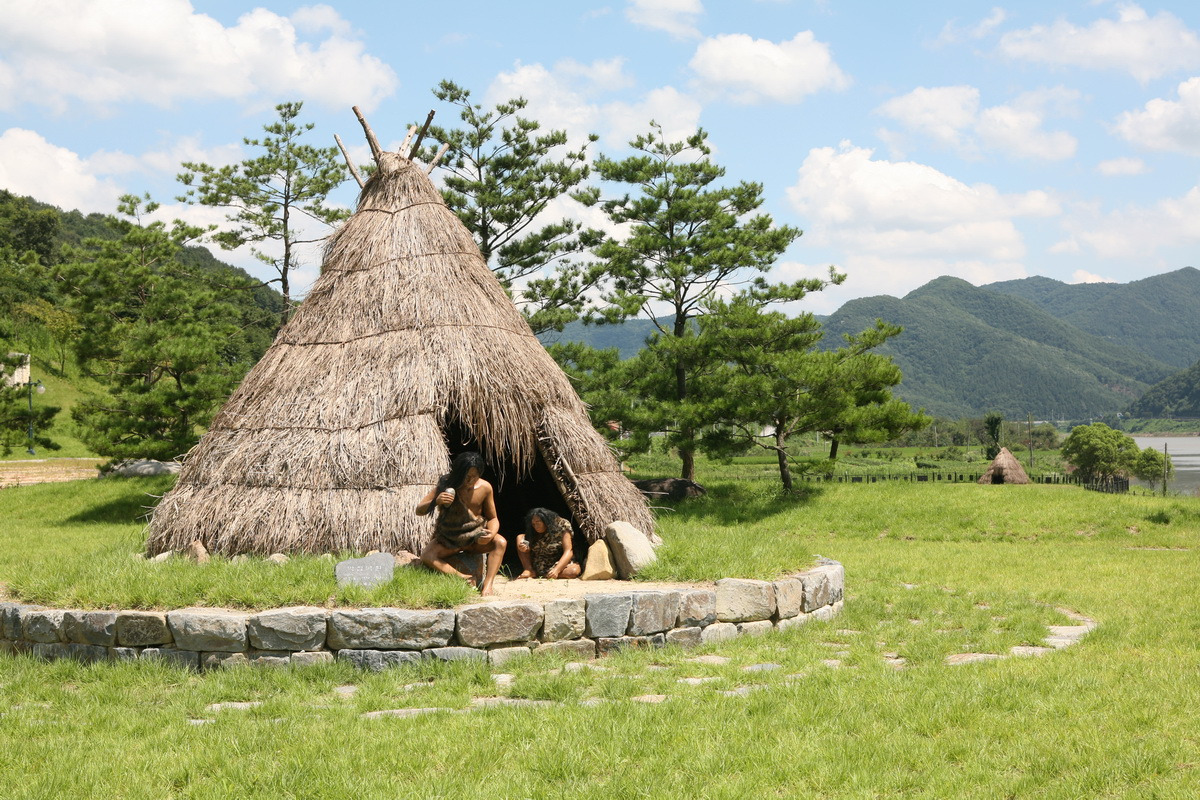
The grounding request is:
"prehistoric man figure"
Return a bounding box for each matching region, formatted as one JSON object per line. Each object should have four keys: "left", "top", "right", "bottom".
{"left": 515, "top": 507, "right": 581, "bottom": 580}
{"left": 416, "top": 451, "right": 507, "bottom": 596}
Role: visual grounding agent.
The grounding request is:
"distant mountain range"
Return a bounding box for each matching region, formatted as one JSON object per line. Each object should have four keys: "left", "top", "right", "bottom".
{"left": 542, "top": 268, "right": 1200, "bottom": 419}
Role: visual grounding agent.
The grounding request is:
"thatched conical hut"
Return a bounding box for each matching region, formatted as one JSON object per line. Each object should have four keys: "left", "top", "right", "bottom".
{"left": 146, "top": 111, "right": 654, "bottom": 557}
{"left": 977, "top": 447, "right": 1031, "bottom": 485}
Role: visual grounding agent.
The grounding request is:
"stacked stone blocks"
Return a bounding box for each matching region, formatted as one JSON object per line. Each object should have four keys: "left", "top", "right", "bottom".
{"left": 0, "top": 562, "right": 843, "bottom": 671}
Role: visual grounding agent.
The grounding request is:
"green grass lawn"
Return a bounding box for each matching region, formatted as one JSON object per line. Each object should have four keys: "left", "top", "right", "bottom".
{"left": 2, "top": 467, "right": 1200, "bottom": 797}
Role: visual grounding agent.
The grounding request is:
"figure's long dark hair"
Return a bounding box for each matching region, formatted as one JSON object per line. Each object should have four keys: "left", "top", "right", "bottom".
{"left": 524, "top": 507, "right": 565, "bottom": 537}
{"left": 435, "top": 451, "right": 485, "bottom": 494}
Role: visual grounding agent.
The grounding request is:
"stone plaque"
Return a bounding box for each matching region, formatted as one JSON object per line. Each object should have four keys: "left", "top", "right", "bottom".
{"left": 335, "top": 552, "right": 395, "bottom": 589}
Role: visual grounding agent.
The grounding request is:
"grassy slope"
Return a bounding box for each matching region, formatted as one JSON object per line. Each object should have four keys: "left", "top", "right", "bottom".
{"left": 2, "top": 467, "right": 1200, "bottom": 797}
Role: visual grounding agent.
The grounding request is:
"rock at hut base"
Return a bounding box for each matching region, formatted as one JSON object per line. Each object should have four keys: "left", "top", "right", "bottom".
{"left": 184, "top": 540, "right": 210, "bottom": 564}
{"left": 581, "top": 540, "right": 615, "bottom": 581}
{"left": 266, "top": 553, "right": 290, "bottom": 565}
{"left": 392, "top": 550, "right": 421, "bottom": 568}
{"left": 604, "top": 521, "right": 657, "bottom": 579}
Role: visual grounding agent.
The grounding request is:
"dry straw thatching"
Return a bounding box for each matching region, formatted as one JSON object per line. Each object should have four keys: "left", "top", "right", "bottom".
{"left": 977, "top": 447, "right": 1031, "bottom": 485}
{"left": 146, "top": 111, "right": 654, "bottom": 556}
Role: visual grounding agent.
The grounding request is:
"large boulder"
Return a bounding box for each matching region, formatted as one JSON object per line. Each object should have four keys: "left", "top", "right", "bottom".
{"left": 604, "top": 521, "right": 657, "bottom": 579}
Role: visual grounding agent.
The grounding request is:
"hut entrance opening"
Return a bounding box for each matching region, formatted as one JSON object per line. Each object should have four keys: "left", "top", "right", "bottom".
{"left": 441, "top": 417, "right": 581, "bottom": 571}
{"left": 991, "top": 473, "right": 1005, "bottom": 484}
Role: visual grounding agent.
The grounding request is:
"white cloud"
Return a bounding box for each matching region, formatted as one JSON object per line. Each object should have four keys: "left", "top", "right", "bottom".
{"left": 936, "top": 7, "right": 1007, "bottom": 45}
{"left": 689, "top": 32, "right": 850, "bottom": 104}
{"left": 626, "top": 0, "right": 704, "bottom": 39}
{"left": 784, "top": 142, "right": 1057, "bottom": 301}
{"left": 0, "top": 0, "right": 398, "bottom": 113}
{"left": 997, "top": 4, "right": 1200, "bottom": 83}
{"left": 1113, "top": 77, "right": 1200, "bottom": 155}
{"left": 877, "top": 85, "right": 1078, "bottom": 160}
{"left": 0, "top": 129, "right": 124, "bottom": 212}
{"left": 1060, "top": 184, "right": 1200, "bottom": 259}
{"left": 1071, "top": 270, "right": 1117, "bottom": 284}
{"left": 487, "top": 61, "right": 701, "bottom": 149}
{"left": 1096, "top": 156, "right": 1147, "bottom": 175}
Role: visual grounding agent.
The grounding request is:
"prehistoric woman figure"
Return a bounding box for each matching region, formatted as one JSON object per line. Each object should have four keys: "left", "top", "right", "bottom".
{"left": 416, "top": 452, "right": 507, "bottom": 596}
{"left": 515, "top": 507, "right": 581, "bottom": 580}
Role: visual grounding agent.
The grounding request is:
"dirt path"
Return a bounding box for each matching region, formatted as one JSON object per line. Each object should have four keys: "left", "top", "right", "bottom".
{"left": 0, "top": 458, "right": 103, "bottom": 488}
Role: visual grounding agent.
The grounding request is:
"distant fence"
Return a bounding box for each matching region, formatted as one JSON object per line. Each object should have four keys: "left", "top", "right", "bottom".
{"left": 800, "top": 471, "right": 1129, "bottom": 492}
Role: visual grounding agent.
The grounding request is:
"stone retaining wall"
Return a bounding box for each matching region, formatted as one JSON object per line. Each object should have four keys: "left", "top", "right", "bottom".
{"left": 0, "top": 562, "right": 843, "bottom": 671}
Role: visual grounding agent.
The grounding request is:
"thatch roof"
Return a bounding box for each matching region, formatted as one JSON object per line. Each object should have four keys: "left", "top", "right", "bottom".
{"left": 977, "top": 447, "right": 1031, "bottom": 485}
{"left": 146, "top": 112, "right": 653, "bottom": 556}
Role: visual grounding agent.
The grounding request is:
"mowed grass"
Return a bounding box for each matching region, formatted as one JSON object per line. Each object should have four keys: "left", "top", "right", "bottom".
{"left": 2, "top": 470, "right": 1200, "bottom": 796}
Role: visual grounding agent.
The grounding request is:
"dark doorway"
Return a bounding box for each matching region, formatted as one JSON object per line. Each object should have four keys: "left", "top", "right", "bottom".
{"left": 442, "top": 416, "right": 585, "bottom": 572}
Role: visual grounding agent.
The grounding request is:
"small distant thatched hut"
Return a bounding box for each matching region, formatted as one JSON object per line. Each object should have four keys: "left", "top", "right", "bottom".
{"left": 146, "top": 111, "right": 653, "bottom": 557}
{"left": 977, "top": 447, "right": 1031, "bottom": 485}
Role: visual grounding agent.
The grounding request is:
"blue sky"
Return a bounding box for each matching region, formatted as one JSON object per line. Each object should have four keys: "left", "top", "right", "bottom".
{"left": 3, "top": 0, "right": 1200, "bottom": 314}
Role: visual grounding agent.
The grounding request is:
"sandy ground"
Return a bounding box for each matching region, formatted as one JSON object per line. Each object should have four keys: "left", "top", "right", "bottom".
{"left": 0, "top": 458, "right": 103, "bottom": 488}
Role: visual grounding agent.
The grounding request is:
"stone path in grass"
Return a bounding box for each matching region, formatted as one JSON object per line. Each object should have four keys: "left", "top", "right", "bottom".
{"left": 188, "top": 610, "right": 1097, "bottom": 724}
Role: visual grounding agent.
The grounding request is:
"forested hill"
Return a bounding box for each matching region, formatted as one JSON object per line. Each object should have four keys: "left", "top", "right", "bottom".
{"left": 987, "top": 267, "right": 1200, "bottom": 368}
{"left": 813, "top": 274, "right": 1190, "bottom": 419}
{"left": 1127, "top": 359, "right": 1200, "bottom": 419}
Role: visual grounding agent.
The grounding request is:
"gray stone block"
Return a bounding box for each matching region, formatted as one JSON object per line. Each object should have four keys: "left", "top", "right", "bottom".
{"left": 775, "top": 613, "right": 811, "bottom": 632}
{"left": 597, "top": 633, "right": 665, "bottom": 655}
{"left": 32, "top": 642, "right": 70, "bottom": 661}
{"left": 248, "top": 607, "right": 328, "bottom": 651}
{"left": 772, "top": 578, "right": 804, "bottom": 620}
{"left": 291, "top": 651, "right": 334, "bottom": 668}
{"left": 715, "top": 578, "right": 776, "bottom": 622}
{"left": 328, "top": 608, "right": 455, "bottom": 650}
{"left": 487, "top": 646, "right": 533, "bottom": 667}
{"left": 700, "top": 622, "right": 739, "bottom": 644}
{"left": 167, "top": 609, "right": 249, "bottom": 653}
{"left": 335, "top": 552, "right": 395, "bottom": 589}
{"left": 426, "top": 646, "right": 487, "bottom": 663}
{"left": 116, "top": 612, "right": 172, "bottom": 647}
{"left": 584, "top": 593, "right": 633, "bottom": 639}
{"left": 676, "top": 590, "right": 716, "bottom": 628}
{"left": 534, "top": 639, "right": 597, "bottom": 659}
{"left": 141, "top": 648, "right": 200, "bottom": 670}
{"left": 65, "top": 643, "right": 108, "bottom": 664}
{"left": 337, "top": 649, "right": 423, "bottom": 671}
{"left": 62, "top": 611, "right": 117, "bottom": 646}
{"left": 248, "top": 650, "right": 291, "bottom": 668}
{"left": 1, "top": 602, "right": 37, "bottom": 640}
{"left": 665, "top": 626, "right": 702, "bottom": 648}
{"left": 22, "top": 609, "right": 66, "bottom": 643}
{"left": 0, "top": 640, "right": 13, "bottom": 656}
{"left": 604, "top": 521, "right": 657, "bottom": 578}
{"left": 800, "top": 563, "right": 844, "bottom": 612}
{"left": 108, "top": 647, "right": 140, "bottom": 662}
{"left": 202, "top": 652, "right": 249, "bottom": 670}
{"left": 738, "top": 620, "right": 774, "bottom": 637}
{"left": 455, "top": 601, "right": 543, "bottom": 647}
{"left": 542, "top": 598, "right": 586, "bottom": 641}
{"left": 628, "top": 591, "right": 682, "bottom": 635}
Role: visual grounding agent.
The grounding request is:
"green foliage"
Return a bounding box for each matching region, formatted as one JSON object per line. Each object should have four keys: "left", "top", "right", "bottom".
{"left": 178, "top": 101, "right": 349, "bottom": 326}
{"left": 586, "top": 123, "right": 820, "bottom": 479}
{"left": 1126, "top": 357, "right": 1200, "bottom": 419}
{"left": 1132, "top": 445, "right": 1174, "bottom": 489}
{"left": 60, "top": 195, "right": 242, "bottom": 461}
{"left": 419, "top": 80, "right": 603, "bottom": 334}
{"left": 1060, "top": 422, "right": 1139, "bottom": 482}
{"left": 983, "top": 412, "right": 1004, "bottom": 460}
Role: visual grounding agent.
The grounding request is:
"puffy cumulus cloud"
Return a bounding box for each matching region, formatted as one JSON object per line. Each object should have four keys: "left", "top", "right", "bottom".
{"left": 1060, "top": 184, "right": 1200, "bottom": 260}
{"left": 0, "top": 129, "right": 124, "bottom": 213}
{"left": 688, "top": 32, "right": 850, "bottom": 104}
{"left": 625, "top": 0, "right": 704, "bottom": 39}
{"left": 486, "top": 60, "right": 701, "bottom": 149}
{"left": 784, "top": 142, "right": 1056, "bottom": 299}
{"left": 877, "top": 85, "right": 1078, "bottom": 160}
{"left": 1113, "top": 77, "right": 1200, "bottom": 155}
{"left": 0, "top": 0, "right": 397, "bottom": 113}
{"left": 997, "top": 4, "right": 1200, "bottom": 83}
{"left": 1096, "top": 156, "right": 1147, "bottom": 175}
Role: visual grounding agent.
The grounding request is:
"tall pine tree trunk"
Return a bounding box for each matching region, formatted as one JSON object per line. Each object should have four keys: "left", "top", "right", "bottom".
{"left": 776, "top": 427, "right": 793, "bottom": 491}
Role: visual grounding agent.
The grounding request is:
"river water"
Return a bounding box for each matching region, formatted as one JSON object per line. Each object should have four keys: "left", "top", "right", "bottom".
{"left": 1130, "top": 435, "right": 1200, "bottom": 496}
